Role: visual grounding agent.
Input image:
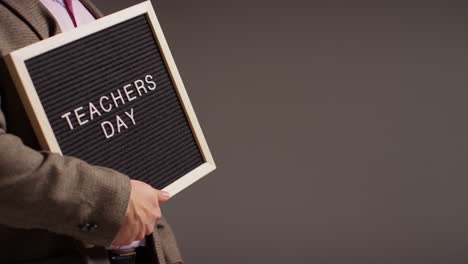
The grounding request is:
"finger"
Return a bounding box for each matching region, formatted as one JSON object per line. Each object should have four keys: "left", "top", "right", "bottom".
{"left": 114, "top": 228, "right": 135, "bottom": 245}
{"left": 112, "top": 234, "right": 133, "bottom": 246}
{"left": 112, "top": 226, "right": 130, "bottom": 245}
{"left": 145, "top": 222, "right": 155, "bottom": 235}
{"left": 156, "top": 190, "right": 170, "bottom": 203}
{"left": 136, "top": 231, "right": 146, "bottom": 241}
{"left": 154, "top": 207, "right": 162, "bottom": 221}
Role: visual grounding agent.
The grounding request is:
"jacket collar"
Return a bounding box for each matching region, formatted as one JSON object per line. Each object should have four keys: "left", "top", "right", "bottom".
{"left": 2, "top": 0, "right": 104, "bottom": 40}
{"left": 80, "top": 0, "right": 104, "bottom": 20}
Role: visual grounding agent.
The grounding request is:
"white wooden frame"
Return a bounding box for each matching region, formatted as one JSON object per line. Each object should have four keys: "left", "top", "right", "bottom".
{"left": 4, "top": 1, "right": 216, "bottom": 197}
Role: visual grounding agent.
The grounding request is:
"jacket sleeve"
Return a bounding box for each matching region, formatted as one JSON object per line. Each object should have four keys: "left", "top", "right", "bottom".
{"left": 0, "top": 110, "right": 131, "bottom": 246}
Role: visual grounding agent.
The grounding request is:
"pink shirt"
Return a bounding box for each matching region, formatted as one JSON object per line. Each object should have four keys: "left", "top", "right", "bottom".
{"left": 39, "top": 0, "right": 145, "bottom": 250}
{"left": 40, "top": 0, "right": 95, "bottom": 32}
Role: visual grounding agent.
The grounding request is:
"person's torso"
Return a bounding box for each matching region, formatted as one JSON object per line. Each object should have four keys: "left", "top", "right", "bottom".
{"left": 0, "top": 1, "right": 101, "bottom": 263}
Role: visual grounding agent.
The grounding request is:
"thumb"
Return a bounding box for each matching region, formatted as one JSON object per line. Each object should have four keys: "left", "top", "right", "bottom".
{"left": 156, "top": 189, "right": 171, "bottom": 203}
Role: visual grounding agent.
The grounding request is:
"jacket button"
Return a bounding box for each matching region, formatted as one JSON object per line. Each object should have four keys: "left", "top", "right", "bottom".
{"left": 90, "top": 223, "right": 99, "bottom": 232}
{"left": 79, "top": 223, "right": 91, "bottom": 232}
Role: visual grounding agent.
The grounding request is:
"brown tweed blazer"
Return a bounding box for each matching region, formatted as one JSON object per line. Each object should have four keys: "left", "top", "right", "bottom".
{"left": 0, "top": 1, "right": 183, "bottom": 263}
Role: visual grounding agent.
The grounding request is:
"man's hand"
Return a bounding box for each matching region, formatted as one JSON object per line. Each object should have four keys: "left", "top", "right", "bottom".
{"left": 111, "top": 180, "right": 170, "bottom": 246}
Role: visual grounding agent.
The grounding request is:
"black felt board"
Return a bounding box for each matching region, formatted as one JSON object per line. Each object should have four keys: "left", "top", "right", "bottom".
{"left": 24, "top": 15, "right": 204, "bottom": 189}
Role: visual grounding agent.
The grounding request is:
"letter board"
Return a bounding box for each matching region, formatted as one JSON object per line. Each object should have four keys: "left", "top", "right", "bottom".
{"left": 4, "top": 1, "right": 216, "bottom": 197}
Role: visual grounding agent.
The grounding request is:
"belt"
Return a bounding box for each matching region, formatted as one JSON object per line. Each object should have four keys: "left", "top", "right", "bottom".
{"left": 108, "top": 248, "right": 138, "bottom": 264}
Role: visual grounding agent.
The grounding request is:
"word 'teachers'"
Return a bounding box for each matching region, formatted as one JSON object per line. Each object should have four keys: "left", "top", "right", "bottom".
{"left": 60, "top": 74, "right": 156, "bottom": 139}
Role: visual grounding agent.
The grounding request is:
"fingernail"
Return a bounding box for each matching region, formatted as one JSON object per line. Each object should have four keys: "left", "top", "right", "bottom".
{"left": 162, "top": 191, "right": 170, "bottom": 199}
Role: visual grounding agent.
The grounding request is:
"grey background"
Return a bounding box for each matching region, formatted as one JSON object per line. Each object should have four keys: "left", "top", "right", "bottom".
{"left": 97, "top": 1, "right": 468, "bottom": 263}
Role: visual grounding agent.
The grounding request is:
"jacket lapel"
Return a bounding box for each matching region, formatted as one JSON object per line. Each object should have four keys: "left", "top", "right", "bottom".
{"left": 80, "top": 0, "right": 104, "bottom": 19}
{"left": 2, "top": 0, "right": 104, "bottom": 40}
{"left": 2, "top": 0, "right": 59, "bottom": 39}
